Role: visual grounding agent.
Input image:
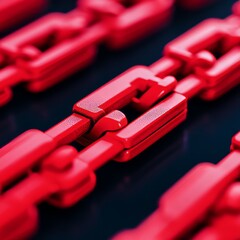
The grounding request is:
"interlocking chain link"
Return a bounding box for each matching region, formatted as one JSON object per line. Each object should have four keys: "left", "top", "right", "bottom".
{"left": 0, "top": 1, "right": 238, "bottom": 240}
{"left": 0, "top": 0, "right": 213, "bottom": 107}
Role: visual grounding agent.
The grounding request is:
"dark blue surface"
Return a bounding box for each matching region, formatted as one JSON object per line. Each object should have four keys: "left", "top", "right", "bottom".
{"left": 0, "top": 0, "right": 239, "bottom": 239}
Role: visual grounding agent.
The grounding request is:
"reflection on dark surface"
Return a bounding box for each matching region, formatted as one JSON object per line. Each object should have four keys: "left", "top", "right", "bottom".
{"left": 0, "top": 0, "right": 239, "bottom": 239}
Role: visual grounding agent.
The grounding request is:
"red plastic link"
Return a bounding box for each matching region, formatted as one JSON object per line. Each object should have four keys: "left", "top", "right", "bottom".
{"left": 0, "top": 0, "right": 214, "bottom": 106}
{"left": 0, "top": 1, "right": 238, "bottom": 240}
{"left": 74, "top": 66, "right": 177, "bottom": 119}
{"left": 0, "top": 0, "right": 46, "bottom": 32}
{"left": 0, "top": 11, "right": 103, "bottom": 93}
{"left": 114, "top": 133, "right": 240, "bottom": 240}
{"left": 163, "top": 15, "right": 240, "bottom": 100}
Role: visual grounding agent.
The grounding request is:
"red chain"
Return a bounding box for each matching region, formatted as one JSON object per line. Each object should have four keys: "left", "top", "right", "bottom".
{"left": 0, "top": 1, "right": 239, "bottom": 240}
{"left": 0, "top": 0, "right": 46, "bottom": 32}
{"left": 114, "top": 132, "right": 240, "bottom": 240}
{"left": 0, "top": 0, "right": 213, "bottom": 107}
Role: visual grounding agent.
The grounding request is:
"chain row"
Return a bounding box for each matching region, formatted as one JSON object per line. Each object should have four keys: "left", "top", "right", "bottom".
{"left": 114, "top": 132, "right": 240, "bottom": 240}
{"left": 0, "top": 1, "right": 239, "bottom": 239}
{"left": 0, "top": 0, "right": 46, "bottom": 32}
{"left": 0, "top": 0, "right": 213, "bottom": 107}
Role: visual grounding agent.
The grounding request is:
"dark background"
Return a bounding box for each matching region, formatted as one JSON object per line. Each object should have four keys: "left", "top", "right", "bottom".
{"left": 0, "top": 0, "right": 239, "bottom": 239}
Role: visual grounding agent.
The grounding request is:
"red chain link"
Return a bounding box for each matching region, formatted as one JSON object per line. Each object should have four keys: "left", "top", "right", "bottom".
{"left": 113, "top": 132, "right": 240, "bottom": 240}
{"left": 0, "top": 0, "right": 214, "bottom": 107}
{"left": 0, "top": 0, "right": 46, "bottom": 32}
{"left": 0, "top": 1, "right": 238, "bottom": 240}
